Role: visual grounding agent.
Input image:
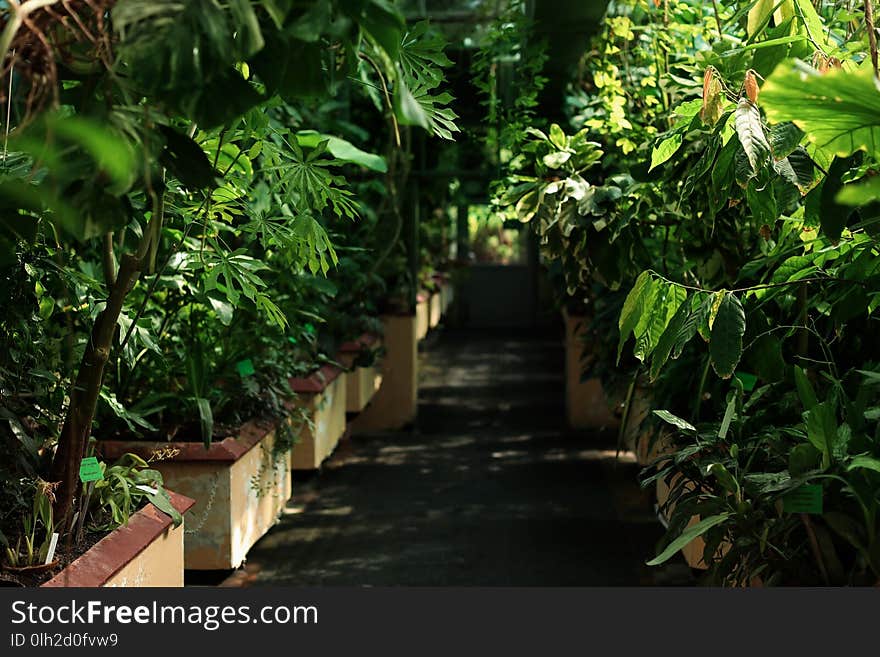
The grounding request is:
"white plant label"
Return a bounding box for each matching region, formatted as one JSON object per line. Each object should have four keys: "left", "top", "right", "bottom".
{"left": 136, "top": 484, "right": 159, "bottom": 496}
{"left": 45, "top": 532, "right": 59, "bottom": 564}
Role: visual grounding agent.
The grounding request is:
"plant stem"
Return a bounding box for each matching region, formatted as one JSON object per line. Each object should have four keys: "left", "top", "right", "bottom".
{"left": 49, "top": 252, "right": 143, "bottom": 526}
{"left": 800, "top": 513, "right": 830, "bottom": 585}
{"left": 866, "top": 0, "right": 879, "bottom": 77}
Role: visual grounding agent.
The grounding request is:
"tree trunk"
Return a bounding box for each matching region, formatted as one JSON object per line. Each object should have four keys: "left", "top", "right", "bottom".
{"left": 49, "top": 253, "right": 143, "bottom": 525}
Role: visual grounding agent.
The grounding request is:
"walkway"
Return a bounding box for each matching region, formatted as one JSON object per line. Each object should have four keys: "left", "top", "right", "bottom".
{"left": 235, "top": 329, "right": 665, "bottom": 586}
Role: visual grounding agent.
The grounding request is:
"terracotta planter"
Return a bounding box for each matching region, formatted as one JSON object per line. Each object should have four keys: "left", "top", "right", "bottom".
{"left": 349, "top": 313, "right": 418, "bottom": 433}
{"left": 338, "top": 334, "right": 383, "bottom": 414}
{"left": 43, "top": 491, "right": 194, "bottom": 587}
{"left": 99, "top": 421, "right": 292, "bottom": 570}
{"left": 289, "top": 364, "right": 348, "bottom": 470}
{"left": 563, "top": 310, "right": 619, "bottom": 429}
{"left": 416, "top": 291, "right": 430, "bottom": 340}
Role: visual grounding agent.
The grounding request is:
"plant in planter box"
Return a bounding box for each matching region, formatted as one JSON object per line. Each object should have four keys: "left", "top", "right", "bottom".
{"left": 643, "top": 365, "right": 880, "bottom": 586}
{"left": 1, "top": 0, "right": 458, "bottom": 575}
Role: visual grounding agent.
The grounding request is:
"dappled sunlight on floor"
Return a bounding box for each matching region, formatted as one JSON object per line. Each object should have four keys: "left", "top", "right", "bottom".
{"left": 233, "top": 329, "right": 665, "bottom": 586}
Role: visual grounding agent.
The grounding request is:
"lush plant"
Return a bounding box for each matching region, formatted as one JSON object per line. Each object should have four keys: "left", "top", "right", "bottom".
{"left": 496, "top": 0, "right": 880, "bottom": 584}
{"left": 0, "top": 1, "right": 458, "bottom": 551}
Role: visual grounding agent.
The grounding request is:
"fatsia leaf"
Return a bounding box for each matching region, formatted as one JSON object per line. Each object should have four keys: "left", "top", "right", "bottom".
{"left": 735, "top": 98, "right": 770, "bottom": 173}
{"left": 761, "top": 60, "right": 880, "bottom": 161}
{"left": 709, "top": 293, "right": 746, "bottom": 378}
{"left": 647, "top": 513, "right": 731, "bottom": 566}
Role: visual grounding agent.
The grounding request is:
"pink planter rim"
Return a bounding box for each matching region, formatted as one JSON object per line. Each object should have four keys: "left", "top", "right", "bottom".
{"left": 288, "top": 362, "right": 344, "bottom": 394}
{"left": 98, "top": 417, "right": 277, "bottom": 463}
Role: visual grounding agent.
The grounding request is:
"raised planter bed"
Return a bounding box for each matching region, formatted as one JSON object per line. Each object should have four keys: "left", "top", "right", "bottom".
{"left": 349, "top": 313, "right": 418, "bottom": 433}
{"left": 563, "top": 310, "right": 619, "bottom": 429}
{"left": 289, "top": 364, "right": 348, "bottom": 470}
{"left": 338, "top": 334, "right": 383, "bottom": 414}
{"left": 440, "top": 281, "right": 454, "bottom": 316}
{"left": 98, "top": 422, "right": 292, "bottom": 570}
{"left": 416, "top": 291, "right": 430, "bottom": 341}
{"left": 43, "top": 491, "right": 194, "bottom": 587}
{"left": 429, "top": 291, "right": 442, "bottom": 329}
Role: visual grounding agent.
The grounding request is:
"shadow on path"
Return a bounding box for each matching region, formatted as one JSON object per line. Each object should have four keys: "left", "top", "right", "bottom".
{"left": 237, "top": 328, "right": 665, "bottom": 586}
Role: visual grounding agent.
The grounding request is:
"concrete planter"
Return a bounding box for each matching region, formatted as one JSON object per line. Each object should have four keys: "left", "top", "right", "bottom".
{"left": 350, "top": 314, "right": 418, "bottom": 433}
{"left": 338, "top": 334, "right": 383, "bottom": 414}
{"left": 289, "top": 364, "right": 348, "bottom": 470}
{"left": 416, "top": 291, "right": 430, "bottom": 340}
{"left": 43, "top": 491, "right": 194, "bottom": 587}
{"left": 429, "top": 291, "right": 442, "bottom": 329}
{"left": 563, "top": 310, "right": 618, "bottom": 429}
{"left": 98, "top": 422, "right": 292, "bottom": 570}
{"left": 440, "top": 281, "right": 454, "bottom": 315}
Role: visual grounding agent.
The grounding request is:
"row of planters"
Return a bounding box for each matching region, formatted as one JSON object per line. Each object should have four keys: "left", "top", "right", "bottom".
{"left": 0, "top": 2, "right": 460, "bottom": 586}
{"left": 489, "top": 0, "right": 880, "bottom": 585}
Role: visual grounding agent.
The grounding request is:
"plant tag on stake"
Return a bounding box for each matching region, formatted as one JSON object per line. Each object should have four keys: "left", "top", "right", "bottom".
{"left": 78, "top": 456, "right": 104, "bottom": 483}
{"left": 236, "top": 359, "right": 255, "bottom": 378}
{"left": 783, "top": 484, "right": 823, "bottom": 514}
{"left": 44, "top": 533, "right": 59, "bottom": 564}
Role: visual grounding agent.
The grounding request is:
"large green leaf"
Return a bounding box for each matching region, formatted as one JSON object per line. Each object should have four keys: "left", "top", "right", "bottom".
{"left": 649, "top": 133, "right": 683, "bottom": 171}
{"left": 647, "top": 513, "right": 731, "bottom": 566}
{"left": 761, "top": 60, "right": 880, "bottom": 162}
{"left": 804, "top": 401, "right": 837, "bottom": 467}
{"left": 295, "top": 131, "right": 387, "bottom": 172}
{"left": 617, "top": 271, "right": 653, "bottom": 362}
{"left": 735, "top": 98, "right": 770, "bottom": 173}
{"left": 709, "top": 293, "right": 746, "bottom": 378}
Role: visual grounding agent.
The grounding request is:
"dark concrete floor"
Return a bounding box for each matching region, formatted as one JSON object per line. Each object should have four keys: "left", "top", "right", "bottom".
{"left": 235, "top": 328, "right": 668, "bottom": 586}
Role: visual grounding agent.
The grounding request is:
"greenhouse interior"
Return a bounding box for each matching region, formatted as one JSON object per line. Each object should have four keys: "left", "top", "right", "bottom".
{"left": 1, "top": 0, "right": 879, "bottom": 590}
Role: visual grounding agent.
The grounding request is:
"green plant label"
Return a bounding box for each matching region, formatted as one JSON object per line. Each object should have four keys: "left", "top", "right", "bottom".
{"left": 783, "top": 484, "right": 823, "bottom": 514}
{"left": 735, "top": 372, "right": 758, "bottom": 391}
{"left": 236, "top": 359, "right": 255, "bottom": 378}
{"left": 78, "top": 457, "right": 104, "bottom": 483}
{"left": 288, "top": 336, "right": 298, "bottom": 345}
{"left": 304, "top": 323, "right": 315, "bottom": 334}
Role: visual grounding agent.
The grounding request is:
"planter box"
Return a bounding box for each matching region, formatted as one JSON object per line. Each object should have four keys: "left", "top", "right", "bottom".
{"left": 350, "top": 314, "right": 418, "bottom": 433}
{"left": 563, "top": 310, "right": 619, "bottom": 429}
{"left": 99, "top": 422, "right": 292, "bottom": 570}
{"left": 338, "top": 334, "right": 383, "bottom": 414}
{"left": 440, "top": 281, "right": 454, "bottom": 316}
{"left": 416, "top": 291, "right": 430, "bottom": 340}
{"left": 289, "top": 364, "right": 348, "bottom": 470}
{"left": 43, "top": 491, "right": 194, "bottom": 587}
{"left": 429, "top": 291, "right": 442, "bottom": 329}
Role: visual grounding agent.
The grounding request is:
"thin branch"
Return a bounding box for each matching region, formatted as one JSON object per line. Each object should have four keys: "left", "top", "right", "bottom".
{"left": 866, "top": 0, "right": 879, "bottom": 77}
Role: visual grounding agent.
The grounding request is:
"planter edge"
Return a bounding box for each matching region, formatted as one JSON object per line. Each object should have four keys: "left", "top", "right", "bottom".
{"left": 42, "top": 491, "right": 195, "bottom": 588}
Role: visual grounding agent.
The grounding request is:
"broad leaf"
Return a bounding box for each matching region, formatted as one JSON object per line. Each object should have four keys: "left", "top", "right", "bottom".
{"left": 647, "top": 513, "right": 731, "bottom": 566}
{"left": 761, "top": 61, "right": 880, "bottom": 161}
{"left": 735, "top": 98, "right": 770, "bottom": 173}
{"left": 710, "top": 293, "right": 746, "bottom": 378}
